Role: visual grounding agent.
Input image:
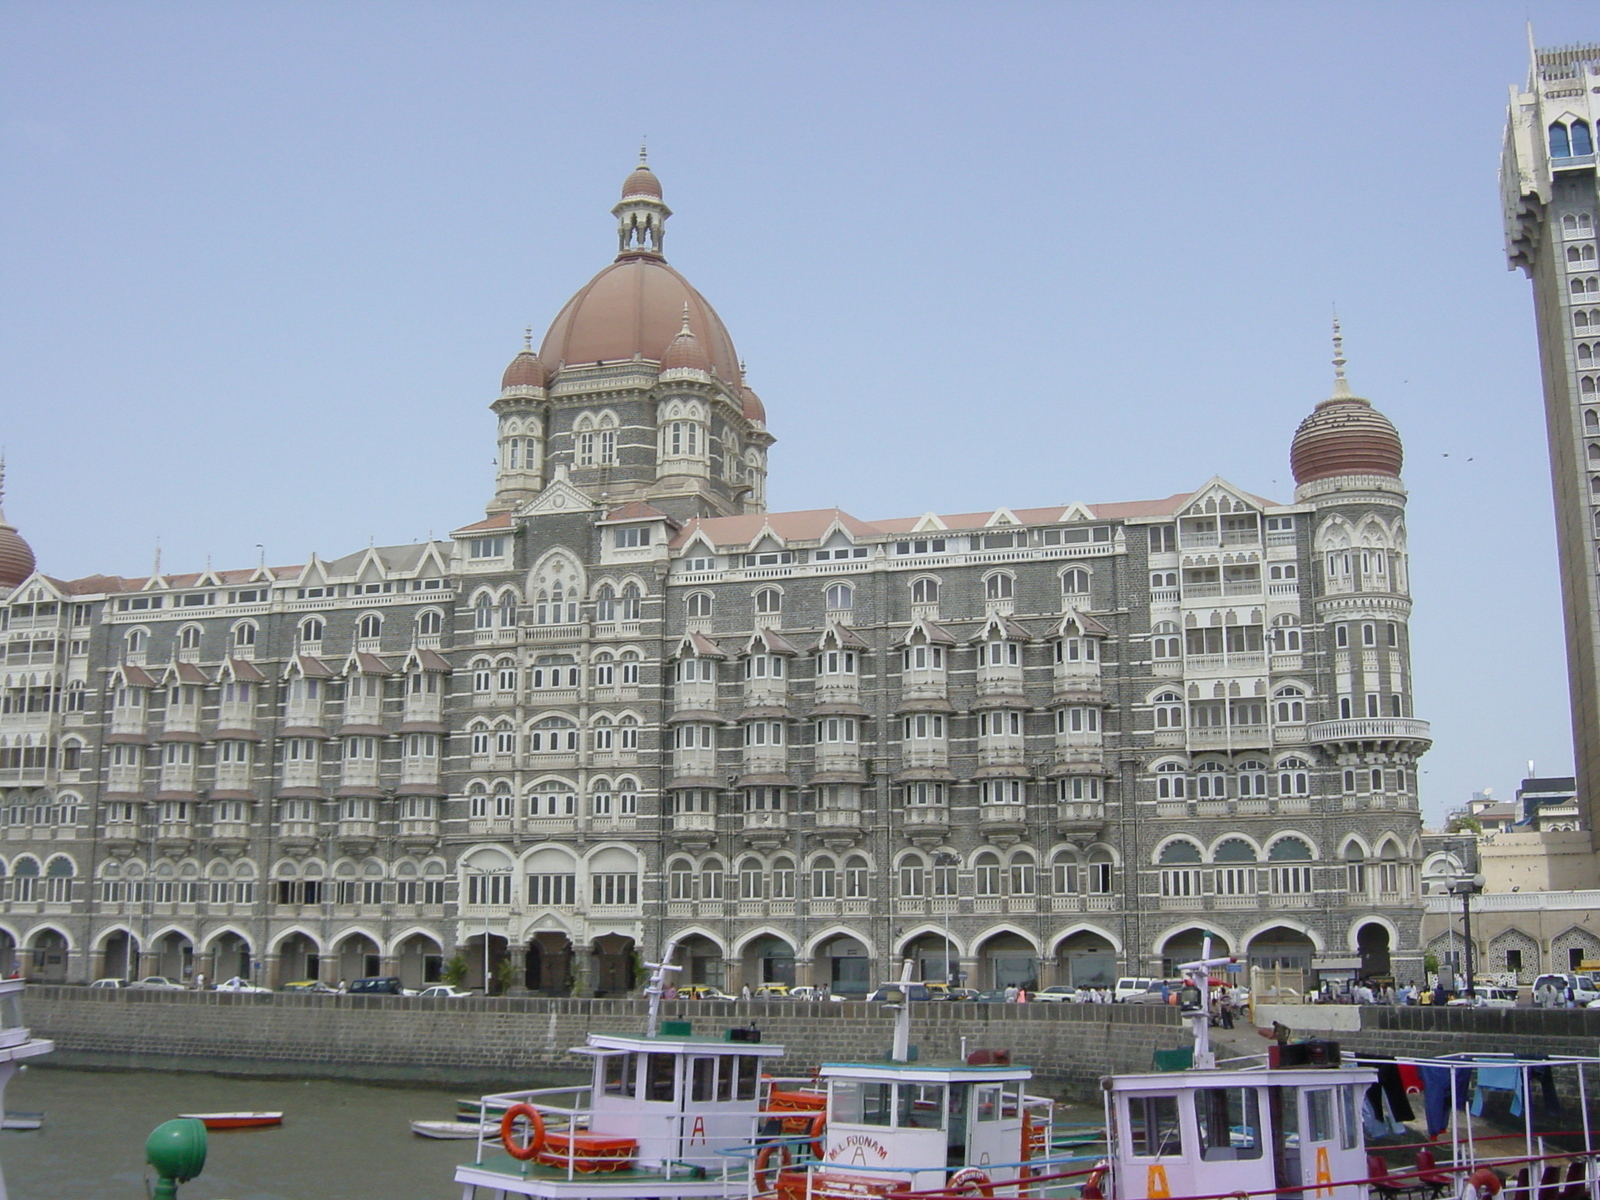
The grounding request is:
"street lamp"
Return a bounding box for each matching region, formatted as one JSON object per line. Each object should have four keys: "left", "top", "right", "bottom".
{"left": 1446, "top": 874, "right": 1487, "bottom": 999}
{"left": 933, "top": 853, "right": 959, "bottom": 986}
{"left": 464, "top": 867, "right": 493, "bottom": 994}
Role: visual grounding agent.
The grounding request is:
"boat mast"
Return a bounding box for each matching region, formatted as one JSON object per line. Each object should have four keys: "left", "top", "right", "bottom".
{"left": 890, "top": 959, "right": 915, "bottom": 1062}
{"left": 643, "top": 937, "right": 684, "bottom": 1037}
{"left": 1175, "top": 936, "right": 1236, "bottom": 1069}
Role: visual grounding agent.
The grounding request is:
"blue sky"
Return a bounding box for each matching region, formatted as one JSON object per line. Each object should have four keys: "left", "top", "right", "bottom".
{"left": 2, "top": 1, "right": 1595, "bottom": 824}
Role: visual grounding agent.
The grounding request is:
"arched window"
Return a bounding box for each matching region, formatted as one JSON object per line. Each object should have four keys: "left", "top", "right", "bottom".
{"left": 358, "top": 614, "right": 381, "bottom": 640}
{"left": 180, "top": 626, "right": 202, "bottom": 650}
{"left": 772, "top": 856, "right": 797, "bottom": 899}
{"left": 418, "top": 609, "right": 442, "bottom": 636}
{"left": 595, "top": 585, "right": 616, "bottom": 623}
{"left": 686, "top": 592, "right": 713, "bottom": 619}
{"left": 1214, "top": 838, "right": 1256, "bottom": 896}
{"left": 1051, "top": 852, "right": 1078, "bottom": 895}
{"left": 233, "top": 622, "right": 256, "bottom": 647}
{"left": 825, "top": 583, "right": 853, "bottom": 611}
{"left": 1158, "top": 841, "right": 1201, "bottom": 897}
{"left": 619, "top": 584, "right": 642, "bottom": 621}
{"left": 1551, "top": 121, "right": 1573, "bottom": 158}
{"left": 911, "top": 577, "right": 939, "bottom": 604}
{"left": 738, "top": 857, "right": 764, "bottom": 901}
{"left": 1237, "top": 759, "right": 1269, "bottom": 797}
{"left": 1270, "top": 614, "right": 1301, "bottom": 653}
{"left": 1009, "top": 851, "right": 1035, "bottom": 896}
{"left": 475, "top": 595, "right": 493, "bottom": 629}
{"left": 755, "top": 588, "right": 782, "bottom": 615}
{"left": 811, "top": 855, "right": 837, "bottom": 899}
{"left": 1574, "top": 120, "right": 1595, "bottom": 157}
{"left": 1061, "top": 567, "right": 1090, "bottom": 595}
{"left": 667, "top": 856, "right": 694, "bottom": 901}
{"left": 843, "top": 855, "right": 868, "bottom": 899}
{"left": 1344, "top": 843, "right": 1367, "bottom": 894}
{"left": 1151, "top": 621, "right": 1180, "bottom": 659}
{"left": 126, "top": 629, "right": 145, "bottom": 654}
{"left": 984, "top": 573, "right": 1013, "bottom": 601}
{"left": 1154, "top": 760, "right": 1186, "bottom": 799}
{"left": 973, "top": 852, "right": 1001, "bottom": 896}
{"left": 499, "top": 593, "right": 517, "bottom": 627}
{"left": 1268, "top": 837, "right": 1313, "bottom": 894}
{"left": 1193, "top": 760, "right": 1227, "bottom": 799}
{"left": 1152, "top": 691, "right": 1183, "bottom": 729}
{"left": 300, "top": 618, "right": 324, "bottom": 644}
{"left": 1273, "top": 685, "right": 1306, "bottom": 723}
{"left": 897, "top": 853, "right": 926, "bottom": 898}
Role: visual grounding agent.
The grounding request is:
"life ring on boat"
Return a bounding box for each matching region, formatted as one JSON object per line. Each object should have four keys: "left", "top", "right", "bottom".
{"left": 807, "top": 1112, "right": 826, "bottom": 1161}
{"left": 1466, "top": 1168, "right": 1503, "bottom": 1200}
{"left": 754, "top": 1140, "right": 793, "bottom": 1193}
{"left": 1081, "top": 1163, "right": 1108, "bottom": 1200}
{"left": 949, "top": 1168, "right": 995, "bottom": 1198}
{"left": 500, "top": 1103, "right": 547, "bottom": 1162}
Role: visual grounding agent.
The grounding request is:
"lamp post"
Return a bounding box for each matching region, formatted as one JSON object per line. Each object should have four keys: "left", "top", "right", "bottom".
{"left": 933, "top": 853, "right": 959, "bottom": 986}
{"left": 1447, "top": 874, "right": 1487, "bottom": 999}
{"left": 465, "top": 867, "right": 492, "bottom": 994}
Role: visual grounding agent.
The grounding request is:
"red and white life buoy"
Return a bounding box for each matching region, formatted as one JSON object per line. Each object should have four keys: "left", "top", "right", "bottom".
{"left": 500, "top": 1103, "right": 546, "bottom": 1162}
{"left": 1081, "top": 1163, "right": 1108, "bottom": 1200}
{"left": 754, "top": 1141, "right": 793, "bottom": 1193}
{"left": 948, "top": 1168, "right": 995, "bottom": 1198}
{"left": 1464, "top": 1168, "right": 1503, "bottom": 1200}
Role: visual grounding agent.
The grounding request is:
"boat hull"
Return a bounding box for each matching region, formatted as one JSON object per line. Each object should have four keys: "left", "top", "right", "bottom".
{"left": 178, "top": 1112, "right": 283, "bottom": 1130}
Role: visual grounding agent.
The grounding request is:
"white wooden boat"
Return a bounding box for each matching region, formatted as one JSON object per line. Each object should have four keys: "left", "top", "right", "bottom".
{"left": 416, "top": 1119, "right": 497, "bottom": 1140}
{"left": 178, "top": 1111, "right": 283, "bottom": 1130}
{"left": 0, "top": 1111, "right": 42, "bottom": 1131}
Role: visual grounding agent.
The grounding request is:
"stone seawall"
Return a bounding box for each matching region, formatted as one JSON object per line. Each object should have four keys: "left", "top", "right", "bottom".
{"left": 26, "top": 988, "right": 1184, "bottom": 1097}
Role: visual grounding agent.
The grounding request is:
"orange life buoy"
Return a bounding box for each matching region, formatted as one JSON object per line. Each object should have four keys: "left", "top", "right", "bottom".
{"left": 807, "top": 1112, "right": 826, "bottom": 1161}
{"left": 1467, "top": 1168, "right": 1503, "bottom": 1199}
{"left": 500, "top": 1103, "right": 547, "bottom": 1162}
{"left": 1081, "top": 1163, "right": 1108, "bottom": 1200}
{"left": 949, "top": 1168, "right": 995, "bottom": 1198}
{"left": 755, "top": 1140, "right": 793, "bottom": 1193}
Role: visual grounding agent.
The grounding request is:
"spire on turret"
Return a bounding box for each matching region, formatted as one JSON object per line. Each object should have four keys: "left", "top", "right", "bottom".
{"left": 1330, "top": 315, "right": 1352, "bottom": 400}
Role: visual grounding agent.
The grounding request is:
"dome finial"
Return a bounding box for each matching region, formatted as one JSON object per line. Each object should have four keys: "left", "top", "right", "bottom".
{"left": 680, "top": 303, "right": 692, "bottom": 335}
{"left": 1331, "top": 313, "right": 1352, "bottom": 399}
{"left": 524, "top": 325, "right": 533, "bottom": 351}
{"left": 639, "top": 138, "right": 648, "bottom": 166}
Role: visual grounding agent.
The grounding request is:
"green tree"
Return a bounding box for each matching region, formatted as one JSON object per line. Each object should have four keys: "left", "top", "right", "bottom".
{"left": 1445, "top": 815, "right": 1483, "bottom": 834}
{"left": 441, "top": 955, "right": 469, "bottom": 987}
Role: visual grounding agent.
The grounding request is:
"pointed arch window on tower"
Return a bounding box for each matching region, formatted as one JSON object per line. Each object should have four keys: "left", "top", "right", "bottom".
{"left": 475, "top": 596, "right": 494, "bottom": 630}
{"left": 1551, "top": 122, "right": 1573, "bottom": 159}
{"left": 1573, "top": 120, "right": 1595, "bottom": 157}
{"left": 619, "top": 584, "right": 641, "bottom": 621}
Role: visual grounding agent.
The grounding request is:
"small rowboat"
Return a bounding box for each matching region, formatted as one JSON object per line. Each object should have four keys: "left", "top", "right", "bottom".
{"left": 178, "top": 1112, "right": 283, "bottom": 1130}
{"left": 412, "top": 1119, "right": 495, "bottom": 1139}
{"left": 0, "top": 1111, "right": 42, "bottom": 1131}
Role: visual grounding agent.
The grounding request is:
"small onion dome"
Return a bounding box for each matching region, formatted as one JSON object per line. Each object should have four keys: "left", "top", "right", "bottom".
{"left": 621, "top": 163, "right": 663, "bottom": 201}
{"left": 1290, "top": 395, "right": 1403, "bottom": 484}
{"left": 0, "top": 521, "right": 35, "bottom": 589}
{"left": 501, "top": 348, "right": 547, "bottom": 390}
{"left": 740, "top": 385, "right": 767, "bottom": 424}
{"left": 660, "top": 309, "right": 711, "bottom": 372}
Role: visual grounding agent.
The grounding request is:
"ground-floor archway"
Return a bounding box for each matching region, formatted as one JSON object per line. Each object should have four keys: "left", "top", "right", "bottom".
{"left": 976, "top": 931, "right": 1038, "bottom": 991}
{"left": 207, "top": 932, "right": 251, "bottom": 982}
{"left": 150, "top": 930, "right": 193, "bottom": 983}
{"left": 1247, "top": 925, "right": 1316, "bottom": 997}
{"left": 462, "top": 933, "right": 509, "bottom": 994}
{"left": 1056, "top": 930, "right": 1118, "bottom": 988}
{"left": 676, "top": 934, "right": 724, "bottom": 990}
{"left": 100, "top": 930, "right": 140, "bottom": 981}
{"left": 815, "top": 934, "right": 870, "bottom": 997}
{"left": 1160, "top": 928, "right": 1230, "bottom": 977}
{"left": 333, "top": 932, "right": 381, "bottom": 985}
{"left": 28, "top": 928, "right": 69, "bottom": 982}
{"left": 738, "top": 934, "right": 794, "bottom": 993}
{"left": 395, "top": 932, "right": 443, "bottom": 991}
{"left": 590, "top": 933, "right": 635, "bottom": 996}
{"left": 902, "top": 932, "right": 959, "bottom": 988}
{"left": 275, "top": 932, "right": 321, "bottom": 985}
{"left": 525, "top": 932, "right": 574, "bottom": 995}
{"left": 1356, "top": 922, "right": 1392, "bottom": 981}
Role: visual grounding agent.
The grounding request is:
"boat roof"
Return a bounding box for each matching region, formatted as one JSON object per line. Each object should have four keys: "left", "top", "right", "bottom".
{"left": 818, "top": 1059, "right": 1033, "bottom": 1084}
{"left": 1107, "top": 1065, "right": 1375, "bottom": 1093}
{"left": 580, "top": 1032, "right": 785, "bottom": 1057}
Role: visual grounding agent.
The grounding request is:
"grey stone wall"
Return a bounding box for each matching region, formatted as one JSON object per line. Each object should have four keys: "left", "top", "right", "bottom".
{"left": 27, "top": 987, "right": 1183, "bottom": 1098}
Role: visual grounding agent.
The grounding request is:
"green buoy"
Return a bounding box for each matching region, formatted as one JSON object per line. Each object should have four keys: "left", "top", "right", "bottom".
{"left": 145, "top": 1118, "right": 207, "bottom": 1199}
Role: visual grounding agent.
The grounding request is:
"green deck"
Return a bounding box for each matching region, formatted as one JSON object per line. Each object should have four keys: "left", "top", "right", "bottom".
{"left": 463, "top": 1149, "right": 709, "bottom": 1183}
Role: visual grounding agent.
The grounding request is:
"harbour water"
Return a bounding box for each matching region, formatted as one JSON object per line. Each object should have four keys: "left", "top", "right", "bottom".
{"left": 1, "top": 1064, "right": 496, "bottom": 1199}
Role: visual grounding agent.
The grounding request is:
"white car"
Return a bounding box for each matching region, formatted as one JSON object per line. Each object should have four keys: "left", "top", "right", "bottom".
{"left": 130, "top": 976, "right": 187, "bottom": 991}
{"left": 1031, "top": 986, "right": 1079, "bottom": 1003}
{"left": 214, "top": 977, "right": 271, "bottom": 994}
{"left": 416, "top": 985, "right": 475, "bottom": 1000}
{"left": 88, "top": 977, "right": 129, "bottom": 989}
{"left": 1447, "top": 987, "right": 1518, "bottom": 1008}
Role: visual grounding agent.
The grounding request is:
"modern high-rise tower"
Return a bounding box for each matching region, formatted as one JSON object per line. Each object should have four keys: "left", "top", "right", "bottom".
{"left": 1502, "top": 40, "right": 1600, "bottom": 848}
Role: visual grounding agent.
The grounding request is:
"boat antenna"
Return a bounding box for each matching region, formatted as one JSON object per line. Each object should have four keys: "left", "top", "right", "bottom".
{"left": 890, "top": 959, "right": 916, "bottom": 1062}
{"left": 643, "top": 937, "right": 684, "bottom": 1037}
{"left": 1175, "top": 935, "right": 1236, "bottom": 1070}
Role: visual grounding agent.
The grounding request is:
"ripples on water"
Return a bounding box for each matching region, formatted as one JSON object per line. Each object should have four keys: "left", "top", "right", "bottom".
{"left": 2, "top": 1065, "right": 488, "bottom": 1199}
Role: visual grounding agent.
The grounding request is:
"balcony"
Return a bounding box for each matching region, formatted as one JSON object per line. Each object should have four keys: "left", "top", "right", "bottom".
{"left": 815, "top": 807, "right": 861, "bottom": 831}
{"left": 977, "top": 743, "right": 1026, "bottom": 770}
{"left": 104, "top": 821, "right": 141, "bottom": 854}
{"left": 399, "top": 817, "right": 440, "bottom": 849}
{"left": 899, "top": 671, "right": 948, "bottom": 702}
{"left": 337, "top": 819, "right": 379, "bottom": 854}
{"left": 900, "top": 744, "right": 949, "bottom": 769}
{"left": 741, "top": 809, "right": 788, "bottom": 845}
{"left": 671, "top": 811, "right": 717, "bottom": 845}
{"left": 211, "top": 820, "right": 251, "bottom": 854}
{"left": 1307, "top": 718, "right": 1432, "bottom": 750}
{"left": 978, "top": 804, "right": 1027, "bottom": 840}
{"left": 672, "top": 750, "right": 717, "bottom": 778}
{"left": 815, "top": 745, "right": 862, "bottom": 774}
{"left": 744, "top": 678, "right": 788, "bottom": 708}
{"left": 155, "top": 821, "right": 195, "bottom": 856}
{"left": 975, "top": 666, "right": 1024, "bottom": 698}
{"left": 814, "top": 677, "right": 861, "bottom": 706}
{"left": 674, "top": 680, "right": 717, "bottom": 712}
{"left": 741, "top": 747, "right": 787, "bottom": 775}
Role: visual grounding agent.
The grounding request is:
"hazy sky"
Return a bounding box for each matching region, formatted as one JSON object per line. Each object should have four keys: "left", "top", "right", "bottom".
{"left": 3, "top": 1, "right": 1595, "bottom": 825}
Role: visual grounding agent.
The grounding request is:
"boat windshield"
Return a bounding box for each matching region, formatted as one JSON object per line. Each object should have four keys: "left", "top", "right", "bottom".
{"left": 1128, "top": 1095, "right": 1181, "bottom": 1158}
{"left": 1194, "top": 1087, "right": 1261, "bottom": 1162}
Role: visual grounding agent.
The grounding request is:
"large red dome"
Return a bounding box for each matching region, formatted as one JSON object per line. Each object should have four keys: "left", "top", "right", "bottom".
{"left": 1290, "top": 396, "right": 1403, "bottom": 485}
{"left": 539, "top": 255, "right": 741, "bottom": 382}
{"left": 0, "top": 521, "right": 35, "bottom": 589}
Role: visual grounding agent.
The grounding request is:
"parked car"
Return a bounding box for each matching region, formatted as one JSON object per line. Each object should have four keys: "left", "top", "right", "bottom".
{"left": 676, "top": 985, "right": 732, "bottom": 1000}
{"left": 1447, "top": 987, "right": 1519, "bottom": 1009}
{"left": 1534, "top": 973, "right": 1600, "bottom": 1005}
{"left": 947, "top": 988, "right": 981, "bottom": 1002}
{"left": 280, "top": 979, "right": 339, "bottom": 994}
{"left": 920, "top": 982, "right": 957, "bottom": 1001}
{"left": 130, "top": 976, "right": 186, "bottom": 991}
{"left": 1031, "top": 986, "right": 1079, "bottom": 1003}
{"left": 347, "top": 976, "right": 412, "bottom": 996}
{"left": 752, "top": 984, "right": 792, "bottom": 1000}
{"left": 1114, "top": 977, "right": 1156, "bottom": 1002}
{"left": 786, "top": 986, "right": 829, "bottom": 1001}
{"left": 416, "top": 985, "right": 475, "bottom": 1000}
{"left": 974, "top": 990, "right": 1008, "bottom": 1003}
{"left": 214, "top": 976, "right": 271, "bottom": 994}
{"left": 1124, "top": 981, "right": 1179, "bottom": 1005}
{"left": 866, "top": 983, "right": 933, "bottom": 1003}
{"left": 88, "top": 977, "right": 129, "bottom": 989}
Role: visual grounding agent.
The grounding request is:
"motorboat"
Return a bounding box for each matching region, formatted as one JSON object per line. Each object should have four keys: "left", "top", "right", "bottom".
{"left": 177, "top": 1111, "right": 283, "bottom": 1130}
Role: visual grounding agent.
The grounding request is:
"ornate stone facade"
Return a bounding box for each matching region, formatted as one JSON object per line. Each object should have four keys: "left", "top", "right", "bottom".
{"left": 0, "top": 160, "right": 1430, "bottom": 993}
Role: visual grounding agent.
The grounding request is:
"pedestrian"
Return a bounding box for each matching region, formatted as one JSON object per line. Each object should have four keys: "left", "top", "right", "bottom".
{"left": 740, "top": 983, "right": 752, "bottom": 1001}
{"left": 1003, "top": 984, "right": 1018, "bottom": 1003}
{"left": 1219, "top": 993, "right": 1235, "bottom": 1029}
{"left": 194, "top": 972, "right": 206, "bottom": 991}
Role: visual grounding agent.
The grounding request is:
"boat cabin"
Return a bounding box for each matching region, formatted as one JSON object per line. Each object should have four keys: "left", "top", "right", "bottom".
{"left": 813, "top": 1056, "right": 1050, "bottom": 1193}
{"left": 1104, "top": 1063, "right": 1377, "bottom": 1200}
{"left": 578, "top": 1028, "right": 786, "bottom": 1170}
